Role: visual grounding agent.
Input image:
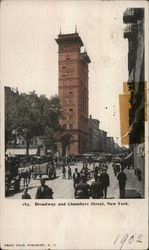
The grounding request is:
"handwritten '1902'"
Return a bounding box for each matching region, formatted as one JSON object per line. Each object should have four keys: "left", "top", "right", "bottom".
{"left": 113, "top": 233, "right": 143, "bottom": 249}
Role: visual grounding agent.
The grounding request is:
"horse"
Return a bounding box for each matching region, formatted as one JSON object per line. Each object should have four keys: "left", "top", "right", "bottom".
{"left": 18, "top": 167, "right": 31, "bottom": 187}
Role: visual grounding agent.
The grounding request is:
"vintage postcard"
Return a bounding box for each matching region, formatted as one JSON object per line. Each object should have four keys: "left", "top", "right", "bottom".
{"left": 0, "top": 0, "right": 148, "bottom": 249}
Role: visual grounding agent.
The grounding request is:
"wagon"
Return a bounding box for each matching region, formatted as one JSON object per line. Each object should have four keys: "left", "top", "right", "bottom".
{"left": 32, "top": 163, "right": 56, "bottom": 180}
{"left": 5, "top": 157, "right": 20, "bottom": 195}
{"left": 5, "top": 173, "right": 20, "bottom": 195}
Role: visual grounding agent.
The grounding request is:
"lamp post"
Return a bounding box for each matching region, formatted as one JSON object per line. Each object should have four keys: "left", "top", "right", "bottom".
{"left": 65, "top": 146, "right": 68, "bottom": 165}
{"left": 22, "top": 127, "right": 30, "bottom": 160}
{"left": 49, "top": 106, "right": 59, "bottom": 156}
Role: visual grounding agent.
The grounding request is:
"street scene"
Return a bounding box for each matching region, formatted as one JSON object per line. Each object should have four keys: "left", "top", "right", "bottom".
{"left": 4, "top": 6, "right": 145, "bottom": 199}
{"left": 6, "top": 155, "right": 142, "bottom": 199}
{"left": 6, "top": 152, "right": 141, "bottom": 199}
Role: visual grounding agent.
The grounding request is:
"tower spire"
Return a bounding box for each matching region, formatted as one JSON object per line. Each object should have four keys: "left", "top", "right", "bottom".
{"left": 59, "top": 27, "right": 61, "bottom": 35}
{"left": 75, "top": 25, "right": 77, "bottom": 33}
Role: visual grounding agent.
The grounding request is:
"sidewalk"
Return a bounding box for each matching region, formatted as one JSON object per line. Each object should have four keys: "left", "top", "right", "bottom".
{"left": 125, "top": 169, "right": 142, "bottom": 198}
{"left": 107, "top": 163, "right": 119, "bottom": 199}
{"left": 107, "top": 165, "right": 142, "bottom": 199}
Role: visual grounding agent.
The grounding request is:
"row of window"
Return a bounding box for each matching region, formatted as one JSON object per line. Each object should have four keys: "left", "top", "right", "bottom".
{"left": 61, "top": 47, "right": 76, "bottom": 53}
{"left": 61, "top": 73, "right": 76, "bottom": 78}
{"left": 59, "top": 82, "right": 77, "bottom": 87}
{"left": 63, "top": 103, "right": 75, "bottom": 108}
{"left": 60, "top": 93, "right": 74, "bottom": 99}
{"left": 10, "top": 139, "right": 38, "bottom": 146}
{"left": 60, "top": 80, "right": 76, "bottom": 86}
{"left": 62, "top": 108, "right": 73, "bottom": 112}
{"left": 60, "top": 93, "right": 74, "bottom": 98}
{"left": 63, "top": 115, "right": 73, "bottom": 120}
{"left": 61, "top": 62, "right": 76, "bottom": 69}
{"left": 62, "top": 68, "right": 75, "bottom": 74}
{"left": 63, "top": 97, "right": 74, "bottom": 102}
{"left": 63, "top": 124, "right": 73, "bottom": 129}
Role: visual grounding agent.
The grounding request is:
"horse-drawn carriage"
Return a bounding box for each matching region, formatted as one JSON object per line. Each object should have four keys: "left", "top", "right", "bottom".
{"left": 30, "top": 156, "right": 56, "bottom": 180}
{"left": 31, "top": 163, "right": 56, "bottom": 180}
{"left": 5, "top": 157, "right": 20, "bottom": 195}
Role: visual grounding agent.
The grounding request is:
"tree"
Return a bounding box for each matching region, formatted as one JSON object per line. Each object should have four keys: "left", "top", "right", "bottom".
{"left": 5, "top": 87, "right": 20, "bottom": 147}
{"left": 5, "top": 87, "right": 60, "bottom": 157}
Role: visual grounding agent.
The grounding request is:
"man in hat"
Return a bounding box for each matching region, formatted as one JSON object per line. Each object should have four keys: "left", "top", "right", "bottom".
{"left": 74, "top": 176, "right": 90, "bottom": 199}
{"left": 68, "top": 165, "right": 72, "bottom": 179}
{"left": 35, "top": 178, "right": 53, "bottom": 199}
{"left": 22, "top": 187, "right": 31, "bottom": 199}
{"left": 62, "top": 165, "right": 66, "bottom": 179}
{"left": 90, "top": 176, "right": 102, "bottom": 199}
{"left": 73, "top": 168, "right": 80, "bottom": 188}
{"left": 117, "top": 168, "right": 127, "bottom": 198}
{"left": 100, "top": 168, "right": 110, "bottom": 199}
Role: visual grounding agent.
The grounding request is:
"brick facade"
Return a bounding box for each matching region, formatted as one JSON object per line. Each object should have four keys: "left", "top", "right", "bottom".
{"left": 56, "top": 32, "right": 91, "bottom": 156}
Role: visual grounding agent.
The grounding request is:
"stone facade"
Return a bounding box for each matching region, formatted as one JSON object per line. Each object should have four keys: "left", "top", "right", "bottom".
{"left": 98, "top": 130, "right": 107, "bottom": 152}
{"left": 88, "top": 116, "right": 110, "bottom": 153}
{"left": 88, "top": 116, "right": 100, "bottom": 152}
{"left": 107, "top": 137, "right": 115, "bottom": 154}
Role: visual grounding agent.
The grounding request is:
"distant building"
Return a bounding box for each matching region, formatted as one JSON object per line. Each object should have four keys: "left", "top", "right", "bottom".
{"left": 88, "top": 116, "right": 100, "bottom": 152}
{"left": 6, "top": 136, "right": 43, "bottom": 157}
{"left": 6, "top": 135, "right": 54, "bottom": 157}
{"left": 99, "top": 130, "right": 107, "bottom": 152}
{"left": 56, "top": 31, "right": 91, "bottom": 156}
{"left": 106, "top": 137, "right": 115, "bottom": 154}
{"left": 88, "top": 116, "right": 109, "bottom": 153}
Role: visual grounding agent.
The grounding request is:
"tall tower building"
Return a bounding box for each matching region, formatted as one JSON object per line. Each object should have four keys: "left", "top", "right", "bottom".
{"left": 56, "top": 31, "right": 91, "bottom": 156}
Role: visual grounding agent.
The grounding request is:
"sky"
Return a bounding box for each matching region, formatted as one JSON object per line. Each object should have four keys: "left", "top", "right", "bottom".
{"left": 0, "top": 0, "right": 146, "bottom": 146}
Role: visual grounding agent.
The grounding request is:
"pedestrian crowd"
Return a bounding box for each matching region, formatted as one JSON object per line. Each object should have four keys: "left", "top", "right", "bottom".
{"left": 21, "top": 159, "right": 128, "bottom": 199}
{"left": 73, "top": 164, "right": 110, "bottom": 199}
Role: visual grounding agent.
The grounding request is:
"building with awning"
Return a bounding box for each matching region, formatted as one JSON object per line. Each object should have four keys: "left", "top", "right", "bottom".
{"left": 6, "top": 148, "right": 38, "bottom": 156}
{"left": 124, "top": 152, "right": 133, "bottom": 160}
{"left": 124, "top": 152, "right": 134, "bottom": 169}
{"left": 122, "top": 8, "right": 145, "bottom": 198}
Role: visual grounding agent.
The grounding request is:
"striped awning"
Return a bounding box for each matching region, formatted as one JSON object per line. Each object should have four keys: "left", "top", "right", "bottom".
{"left": 124, "top": 152, "right": 133, "bottom": 160}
